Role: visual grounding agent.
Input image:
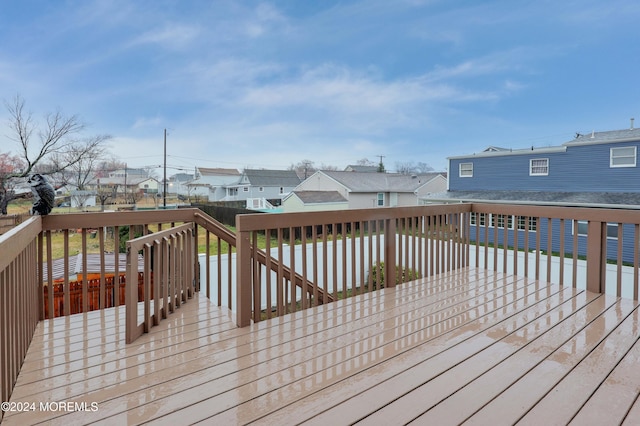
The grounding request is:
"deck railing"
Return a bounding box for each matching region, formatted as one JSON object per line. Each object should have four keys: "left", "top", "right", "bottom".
{"left": 0, "top": 217, "right": 41, "bottom": 410}
{"left": 3, "top": 202, "right": 640, "bottom": 418}
{"left": 235, "top": 202, "right": 640, "bottom": 326}
{"left": 235, "top": 204, "right": 471, "bottom": 326}
{"left": 468, "top": 203, "right": 640, "bottom": 299}
{"left": 126, "top": 222, "right": 196, "bottom": 343}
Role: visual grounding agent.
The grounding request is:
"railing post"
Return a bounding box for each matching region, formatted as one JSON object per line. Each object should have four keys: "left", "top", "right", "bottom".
{"left": 384, "top": 217, "right": 397, "bottom": 288}
{"left": 236, "top": 227, "right": 253, "bottom": 327}
{"left": 587, "top": 221, "right": 606, "bottom": 294}
{"left": 125, "top": 243, "right": 137, "bottom": 343}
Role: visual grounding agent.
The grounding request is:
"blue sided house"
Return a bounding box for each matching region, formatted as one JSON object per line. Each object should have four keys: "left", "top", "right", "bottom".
{"left": 427, "top": 123, "right": 640, "bottom": 263}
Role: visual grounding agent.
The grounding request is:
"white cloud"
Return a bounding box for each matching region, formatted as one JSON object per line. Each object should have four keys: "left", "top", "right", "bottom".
{"left": 127, "top": 24, "right": 202, "bottom": 50}
{"left": 132, "top": 116, "right": 163, "bottom": 130}
{"left": 242, "top": 2, "right": 290, "bottom": 38}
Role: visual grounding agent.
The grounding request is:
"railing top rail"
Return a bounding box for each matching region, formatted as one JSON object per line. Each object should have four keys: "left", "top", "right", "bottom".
{"left": 127, "top": 222, "right": 194, "bottom": 251}
{"left": 0, "top": 216, "right": 42, "bottom": 272}
{"left": 193, "top": 211, "right": 236, "bottom": 245}
{"left": 41, "top": 208, "right": 202, "bottom": 230}
{"left": 236, "top": 203, "right": 472, "bottom": 232}
{"left": 471, "top": 202, "right": 640, "bottom": 223}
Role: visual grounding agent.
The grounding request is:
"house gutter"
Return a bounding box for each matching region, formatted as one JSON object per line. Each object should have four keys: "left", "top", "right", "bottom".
{"left": 447, "top": 146, "right": 567, "bottom": 160}
{"left": 425, "top": 197, "right": 640, "bottom": 211}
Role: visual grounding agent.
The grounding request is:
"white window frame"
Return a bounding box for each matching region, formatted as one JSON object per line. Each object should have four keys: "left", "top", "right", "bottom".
{"left": 377, "top": 192, "right": 384, "bottom": 207}
{"left": 243, "top": 187, "right": 249, "bottom": 192}
{"left": 574, "top": 220, "right": 619, "bottom": 240}
{"left": 610, "top": 146, "right": 637, "bottom": 168}
{"left": 489, "top": 214, "right": 514, "bottom": 229}
{"left": 459, "top": 162, "right": 473, "bottom": 178}
{"left": 529, "top": 158, "right": 549, "bottom": 176}
{"left": 517, "top": 216, "right": 537, "bottom": 231}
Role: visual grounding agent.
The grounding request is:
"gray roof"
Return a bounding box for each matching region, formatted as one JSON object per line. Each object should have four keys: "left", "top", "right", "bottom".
{"left": 244, "top": 169, "right": 301, "bottom": 186}
{"left": 565, "top": 127, "right": 640, "bottom": 145}
{"left": 322, "top": 171, "right": 444, "bottom": 192}
{"left": 92, "top": 176, "right": 157, "bottom": 186}
{"left": 450, "top": 126, "right": 640, "bottom": 161}
{"left": 197, "top": 167, "right": 240, "bottom": 177}
{"left": 291, "top": 191, "right": 348, "bottom": 204}
{"left": 425, "top": 190, "right": 640, "bottom": 209}
{"left": 170, "top": 173, "right": 194, "bottom": 182}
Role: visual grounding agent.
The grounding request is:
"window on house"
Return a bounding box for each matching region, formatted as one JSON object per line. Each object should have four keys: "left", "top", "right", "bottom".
{"left": 243, "top": 187, "right": 249, "bottom": 192}
{"left": 530, "top": 158, "right": 549, "bottom": 176}
{"left": 280, "top": 187, "right": 284, "bottom": 194}
{"left": 610, "top": 146, "right": 637, "bottom": 168}
{"left": 377, "top": 193, "right": 384, "bottom": 206}
{"left": 259, "top": 187, "right": 264, "bottom": 192}
{"left": 575, "top": 220, "right": 619, "bottom": 239}
{"left": 517, "top": 216, "right": 537, "bottom": 231}
{"left": 459, "top": 162, "right": 473, "bottom": 177}
{"left": 489, "top": 214, "right": 514, "bottom": 229}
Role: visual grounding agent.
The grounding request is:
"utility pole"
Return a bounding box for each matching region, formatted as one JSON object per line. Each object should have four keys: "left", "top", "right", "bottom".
{"left": 124, "top": 164, "right": 127, "bottom": 204}
{"left": 163, "top": 128, "right": 167, "bottom": 208}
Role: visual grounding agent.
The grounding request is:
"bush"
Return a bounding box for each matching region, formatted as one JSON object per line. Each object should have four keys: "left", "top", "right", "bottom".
{"left": 368, "top": 262, "right": 421, "bottom": 289}
{"left": 118, "top": 225, "right": 144, "bottom": 253}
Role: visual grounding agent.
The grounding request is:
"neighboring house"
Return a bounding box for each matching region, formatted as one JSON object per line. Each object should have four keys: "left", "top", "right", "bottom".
{"left": 186, "top": 167, "right": 240, "bottom": 201}
{"left": 435, "top": 125, "right": 640, "bottom": 205}
{"left": 294, "top": 170, "right": 448, "bottom": 209}
{"left": 167, "top": 173, "right": 194, "bottom": 197}
{"left": 89, "top": 176, "right": 160, "bottom": 195}
{"left": 108, "top": 168, "right": 148, "bottom": 179}
{"left": 282, "top": 190, "right": 348, "bottom": 212}
{"left": 427, "top": 123, "right": 640, "bottom": 263}
{"left": 87, "top": 168, "right": 158, "bottom": 195}
{"left": 70, "top": 190, "right": 97, "bottom": 208}
{"left": 224, "top": 169, "right": 301, "bottom": 204}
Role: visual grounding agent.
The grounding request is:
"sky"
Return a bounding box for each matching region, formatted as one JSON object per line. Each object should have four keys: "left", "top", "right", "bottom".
{"left": 1, "top": 0, "right": 639, "bottom": 175}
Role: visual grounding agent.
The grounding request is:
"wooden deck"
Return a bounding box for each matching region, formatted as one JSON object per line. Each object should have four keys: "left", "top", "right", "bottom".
{"left": 5, "top": 267, "right": 640, "bottom": 425}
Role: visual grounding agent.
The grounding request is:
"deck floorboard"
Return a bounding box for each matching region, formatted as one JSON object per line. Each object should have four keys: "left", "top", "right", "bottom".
{"left": 4, "top": 267, "right": 640, "bottom": 425}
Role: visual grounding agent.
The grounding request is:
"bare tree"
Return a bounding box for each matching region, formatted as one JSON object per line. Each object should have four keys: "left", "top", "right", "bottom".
{"left": 395, "top": 161, "right": 416, "bottom": 175}
{"left": 356, "top": 158, "right": 375, "bottom": 166}
{"left": 51, "top": 137, "right": 108, "bottom": 190}
{"left": 0, "top": 153, "right": 26, "bottom": 214}
{"left": 319, "top": 163, "right": 339, "bottom": 171}
{"left": 415, "top": 162, "right": 434, "bottom": 173}
{"left": 95, "top": 158, "right": 126, "bottom": 178}
{"left": 1, "top": 94, "right": 112, "bottom": 214}
{"left": 143, "top": 166, "right": 159, "bottom": 179}
{"left": 96, "top": 184, "right": 118, "bottom": 211}
{"left": 288, "top": 159, "right": 316, "bottom": 179}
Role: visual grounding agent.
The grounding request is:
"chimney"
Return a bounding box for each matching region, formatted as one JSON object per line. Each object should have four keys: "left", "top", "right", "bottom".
{"left": 631, "top": 118, "right": 635, "bottom": 130}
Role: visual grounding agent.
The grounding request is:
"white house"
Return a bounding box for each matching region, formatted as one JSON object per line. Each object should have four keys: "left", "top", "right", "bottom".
{"left": 292, "top": 170, "right": 448, "bottom": 209}
{"left": 282, "top": 190, "right": 348, "bottom": 212}
{"left": 223, "top": 169, "right": 301, "bottom": 204}
{"left": 186, "top": 167, "right": 241, "bottom": 201}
